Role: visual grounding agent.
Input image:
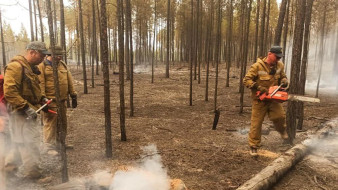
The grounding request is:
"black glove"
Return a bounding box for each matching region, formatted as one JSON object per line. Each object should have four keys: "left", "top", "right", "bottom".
{"left": 71, "top": 95, "right": 77, "bottom": 108}
{"left": 24, "top": 106, "right": 37, "bottom": 120}
{"left": 257, "top": 86, "right": 268, "bottom": 95}
{"left": 40, "top": 97, "right": 50, "bottom": 113}
{"left": 281, "top": 78, "right": 289, "bottom": 88}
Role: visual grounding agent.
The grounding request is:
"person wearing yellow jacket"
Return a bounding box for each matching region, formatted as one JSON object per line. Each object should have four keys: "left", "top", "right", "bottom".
{"left": 4, "top": 41, "right": 49, "bottom": 179}
{"left": 38, "top": 46, "right": 77, "bottom": 155}
{"left": 243, "top": 46, "right": 289, "bottom": 157}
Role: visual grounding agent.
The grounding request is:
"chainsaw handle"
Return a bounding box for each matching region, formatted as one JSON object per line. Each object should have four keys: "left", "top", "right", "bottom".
{"left": 256, "top": 91, "right": 268, "bottom": 101}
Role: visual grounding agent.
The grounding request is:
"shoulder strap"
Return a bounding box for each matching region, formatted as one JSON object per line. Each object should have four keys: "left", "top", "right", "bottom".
{"left": 18, "top": 62, "right": 38, "bottom": 102}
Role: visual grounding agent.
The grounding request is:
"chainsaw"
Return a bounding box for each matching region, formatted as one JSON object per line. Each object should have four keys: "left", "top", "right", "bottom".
{"left": 256, "top": 85, "right": 320, "bottom": 103}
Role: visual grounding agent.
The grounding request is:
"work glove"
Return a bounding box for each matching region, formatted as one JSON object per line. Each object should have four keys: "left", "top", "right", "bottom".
{"left": 40, "top": 97, "right": 50, "bottom": 113}
{"left": 281, "top": 78, "right": 289, "bottom": 88}
{"left": 24, "top": 106, "right": 37, "bottom": 120}
{"left": 71, "top": 95, "right": 77, "bottom": 108}
{"left": 257, "top": 86, "right": 268, "bottom": 95}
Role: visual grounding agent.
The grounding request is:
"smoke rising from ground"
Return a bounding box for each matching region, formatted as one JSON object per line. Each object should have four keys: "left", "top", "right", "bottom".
{"left": 110, "top": 144, "right": 170, "bottom": 190}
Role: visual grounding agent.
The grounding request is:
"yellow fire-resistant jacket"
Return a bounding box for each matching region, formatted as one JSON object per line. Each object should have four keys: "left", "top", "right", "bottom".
{"left": 243, "top": 57, "right": 287, "bottom": 99}
{"left": 4, "top": 55, "right": 42, "bottom": 111}
{"left": 38, "top": 60, "right": 77, "bottom": 101}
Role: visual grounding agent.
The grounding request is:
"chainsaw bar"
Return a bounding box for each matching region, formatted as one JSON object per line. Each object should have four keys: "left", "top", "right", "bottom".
{"left": 288, "top": 95, "right": 320, "bottom": 103}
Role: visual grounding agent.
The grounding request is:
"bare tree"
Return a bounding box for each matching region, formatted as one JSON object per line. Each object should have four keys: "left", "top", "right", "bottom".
{"left": 46, "top": 0, "right": 69, "bottom": 182}
{"left": 214, "top": 0, "right": 222, "bottom": 112}
{"left": 274, "top": 0, "right": 288, "bottom": 45}
{"left": 37, "top": 0, "right": 44, "bottom": 42}
{"left": 166, "top": 0, "right": 170, "bottom": 78}
{"left": 78, "top": 0, "right": 88, "bottom": 93}
{"left": 99, "top": 0, "right": 112, "bottom": 158}
{"left": 258, "top": 0, "right": 266, "bottom": 56}
{"left": 126, "top": 0, "right": 134, "bottom": 117}
{"left": 151, "top": 0, "right": 157, "bottom": 83}
{"left": 226, "top": 0, "right": 233, "bottom": 87}
{"left": 0, "top": 10, "right": 6, "bottom": 71}
{"left": 28, "top": 0, "right": 34, "bottom": 41}
{"left": 91, "top": 0, "right": 96, "bottom": 88}
{"left": 117, "top": 0, "right": 127, "bottom": 141}
{"left": 253, "top": 0, "right": 260, "bottom": 60}
{"left": 33, "top": 0, "right": 38, "bottom": 40}
{"left": 287, "top": 0, "right": 306, "bottom": 143}
{"left": 315, "top": 4, "right": 327, "bottom": 98}
{"left": 189, "top": 0, "right": 194, "bottom": 106}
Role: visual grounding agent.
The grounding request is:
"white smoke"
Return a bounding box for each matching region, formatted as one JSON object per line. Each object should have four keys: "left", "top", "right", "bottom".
{"left": 110, "top": 144, "right": 170, "bottom": 190}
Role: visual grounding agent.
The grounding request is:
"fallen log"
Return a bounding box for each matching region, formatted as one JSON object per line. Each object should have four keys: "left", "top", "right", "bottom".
{"left": 236, "top": 119, "right": 337, "bottom": 190}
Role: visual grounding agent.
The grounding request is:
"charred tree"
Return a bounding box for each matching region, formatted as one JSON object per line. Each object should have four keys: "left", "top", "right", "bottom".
{"left": 287, "top": 0, "right": 306, "bottom": 143}
{"left": 151, "top": 0, "right": 157, "bottom": 83}
{"left": 46, "top": 0, "right": 69, "bottom": 182}
{"left": 274, "top": 0, "right": 288, "bottom": 45}
{"left": 117, "top": 0, "right": 127, "bottom": 141}
{"left": 205, "top": 0, "right": 214, "bottom": 101}
{"left": 78, "top": 0, "right": 88, "bottom": 94}
{"left": 99, "top": 0, "right": 112, "bottom": 158}
{"left": 240, "top": 0, "right": 253, "bottom": 114}
{"left": 253, "top": 0, "right": 260, "bottom": 61}
{"left": 91, "top": 0, "right": 96, "bottom": 88}
{"left": 297, "top": 0, "right": 314, "bottom": 130}
{"left": 126, "top": 0, "right": 134, "bottom": 117}
{"left": 282, "top": 0, "right": 290, "bottom": 62}
{"left": 60, "top": 0, "right": 67, "bottom": 63}
{"left": 258, "top": 0, "right": 266, "bottom": 56}
{"left": 0, "top": 11, "right": 6, "bottom": 71}
{"left": 214, "top": 0, "right": 221, "bottom": 112}
{"left": 189, "top": 0, "right": 193, "bottom": 106}
{"left": 166, "top": 0, "right": 170, "bottom": 78}
{"left": 33, "top": 0, "right": 38, "bottom": 40}
{"left": 28, "top": 0, "right": 34, "bottom": 41}
{"left": 315, "top": 5, "right": 327, "bottom": 98}
{"left": 37, "top": 0, "right": 44, "bottom": 42}
{"left": 226, "top": 0, "right": 233, "bottom": 87}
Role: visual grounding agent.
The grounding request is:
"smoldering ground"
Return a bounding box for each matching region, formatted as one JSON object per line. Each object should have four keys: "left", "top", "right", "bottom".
{"left": 51, "top": 144, "right": 186, "bottom": 190}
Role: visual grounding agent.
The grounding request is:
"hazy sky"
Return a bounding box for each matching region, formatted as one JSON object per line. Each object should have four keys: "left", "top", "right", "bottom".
{"left": 0, "top": 0, "right": 71, "bottom": 36}
{"left": 1, "top": 0, "right": 282, "bottom": 36}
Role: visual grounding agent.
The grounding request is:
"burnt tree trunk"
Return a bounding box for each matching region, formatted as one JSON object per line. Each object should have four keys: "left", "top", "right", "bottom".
{"left": 258, "top": 0, "right": 266, "bottom": 57}
{"left": 99, "top": 0, "right": 112, "bottom": 158}
{"left": 274, "top": 0, "right": 288, "bottom": 45}
{"left": 126, "top": 0, "right": 134, "bottom": 117}
{"left": 214, "top": 0, "right": 221, "bottom": 112}
{"left": 46, "top": 0, "right": 69, "bottom": 182}
{"left": 37, "top": 0, "right": 44, "bottom": 42}
{"left": 253, "top": 0, "right": 260, "bottom": 61}
{"left": 166, "top": 0, "right": 170, "bottom": 78}
{"left": 117, "top": 0, "right": 127, "bottom": 141}
{"left": 226, "top": 0, "right": 233, "bottom": 87}
{"left": 0, "top": 11, "right": 6, "bottom": 71}
{"left": 189, "top": 0, "right": 193, "bottom": 106}
{"left": 78, "top": 0, "right": 88, "bottom": 94}
{"left": 28, "top": 0, "right": 34, "bottom": 41}
{"left": 287, "top": 0, "right": 306, "bottom": 143}
{"left": 297, "top": 0, "right": 314, "bottom": 130}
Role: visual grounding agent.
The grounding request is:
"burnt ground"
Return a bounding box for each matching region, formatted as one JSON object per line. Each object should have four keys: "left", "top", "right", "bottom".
{"left": 5, "top": 62, "right": 338, "bottom": 190}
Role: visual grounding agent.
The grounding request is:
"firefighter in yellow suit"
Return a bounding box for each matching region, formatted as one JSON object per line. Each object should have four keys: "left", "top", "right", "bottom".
{"left": 4, "top": 41, "right": 49, "bottom": 179}
{"left": 243, "top": 46, "right": 289, "bottom": 156}
{"left": 38, "top": 46, "right": 77, "bottom": 155}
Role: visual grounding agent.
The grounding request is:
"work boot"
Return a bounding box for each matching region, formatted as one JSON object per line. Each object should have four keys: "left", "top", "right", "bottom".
{"left": 250, "top": 147, "right": 258, "bottom": 157}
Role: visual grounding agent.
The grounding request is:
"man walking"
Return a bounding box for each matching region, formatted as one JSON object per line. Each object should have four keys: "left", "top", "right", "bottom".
{"left": 38, "top": 45, "right": 77, "bottom": 155}
{"left": 243, "top": 46, "right": 289, "bottom": 157}
{"left": 4, "top": 41, "right": 49, "bottom": 179}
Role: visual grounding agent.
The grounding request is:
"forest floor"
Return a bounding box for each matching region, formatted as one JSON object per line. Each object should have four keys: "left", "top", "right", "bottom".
{"left": 4, "top": 62, "right": 338, "bottom": 190}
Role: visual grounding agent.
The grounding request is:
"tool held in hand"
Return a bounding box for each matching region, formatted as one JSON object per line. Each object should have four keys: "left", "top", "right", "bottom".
{"left": 36, "top": 99, "right": 57, "bottom": 114}
{"left": 256, "top": 85, "right": 320, "bottom": 103}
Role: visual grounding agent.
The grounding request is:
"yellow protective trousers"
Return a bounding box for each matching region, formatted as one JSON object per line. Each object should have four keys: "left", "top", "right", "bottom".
{"left": 249, "top": 99, "right": 287, "bottom": 148}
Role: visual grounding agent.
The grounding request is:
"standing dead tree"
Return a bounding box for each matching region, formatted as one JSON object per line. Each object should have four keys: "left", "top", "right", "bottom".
{"left": 117, "top": 0, "right": 127, "bottom": 141}
{"left": 0, "top": 10, "right": 6, "bottom": 72}
{"left": 46, "top": 0, "right": 69, "bottom": 182}
{"left": 287, "top": 0, "right": 306, "bottom": 143}
{"left": 78, "top": 0, "right": 88, "bottom": 94}
{"left": 274, "top": 0, "right": 288, "bottom": 45}
{"left": 28, "top": 0, "right": 34, "bottom": 41}
{"left": 166, "top": 0, "right": 170, "bottom": 78}
{"left": 99, "top": 0, "right": 112, "bottom": 158}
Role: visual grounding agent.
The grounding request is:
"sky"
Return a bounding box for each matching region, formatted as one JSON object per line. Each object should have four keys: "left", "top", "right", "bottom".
{"left": 1, "top": 0, "right": 283, "bottom": 36}
{"left": 0, "top": 0, "right": 72, "bottom": 36}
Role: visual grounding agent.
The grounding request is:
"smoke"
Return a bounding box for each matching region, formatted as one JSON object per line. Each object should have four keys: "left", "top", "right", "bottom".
{"left": 283, "top": 24, "right": 338, "bottom": 95}
{"left": 303, "top": 118, "right": 338, "bottom": 159}
{"left": 110, "top": 144, "right": 170, "bottom": 190}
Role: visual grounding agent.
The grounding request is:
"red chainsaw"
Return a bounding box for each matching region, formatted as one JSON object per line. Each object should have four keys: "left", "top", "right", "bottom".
{"left": 257, "top": 85, "right": 320, "bottom": 103}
